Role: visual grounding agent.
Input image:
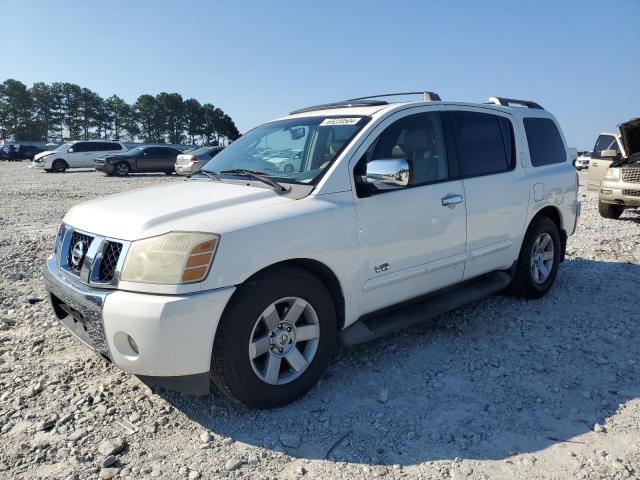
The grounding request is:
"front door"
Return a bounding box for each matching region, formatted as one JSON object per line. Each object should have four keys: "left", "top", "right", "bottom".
{"left": 353, "top": 109, "right": 467, "bottom": 315}
{"left": 587, "top": 134, "right": 621, "bottom": 191}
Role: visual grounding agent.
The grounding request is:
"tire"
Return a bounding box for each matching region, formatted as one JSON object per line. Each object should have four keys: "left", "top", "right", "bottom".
{"left": 211, "top": 266, "right": 337, "bottom": 409}
{"left": 51, "top": 159, "right": 67, "bottom": 173}
{"left": 164, "top": 171, "right": 173, "bottom": 176}
{"left": 510, "top": 216, "right": 561, "bottom": 299}
{"left": 114, "top": 162, "right": 129, "bottom": 177}
{"left": 598, "top": 201, "right": 623, "bottom": 219}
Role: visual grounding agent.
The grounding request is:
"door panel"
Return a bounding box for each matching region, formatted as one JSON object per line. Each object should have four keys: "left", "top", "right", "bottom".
{"left": 445, "top": 107, "right": 529, "bottom": 279}
{"left": 352, "top": 109, "right": 467, "bottom": 315}
{"left": 587, "top": 135, "right": 621, "bottom": 191}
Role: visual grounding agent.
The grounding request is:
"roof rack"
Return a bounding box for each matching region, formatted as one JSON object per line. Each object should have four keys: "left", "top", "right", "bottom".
{"left": 487, "top": 97, "right": 543, "bottom": 109}
{"left": 346, "top": 91, "right": 441, "bottom": 102}
{"left": 289, "top": 90, "right": 441, "bottom": 115}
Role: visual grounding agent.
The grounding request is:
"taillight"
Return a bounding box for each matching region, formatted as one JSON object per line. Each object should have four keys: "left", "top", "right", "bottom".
{"left": 190, "top": 156, "right": 198, "bottom": 163}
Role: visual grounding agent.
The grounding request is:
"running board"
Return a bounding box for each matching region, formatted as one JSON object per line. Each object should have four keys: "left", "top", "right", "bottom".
{"left": 340, "top": 271, "right": 512, "bottom": 346}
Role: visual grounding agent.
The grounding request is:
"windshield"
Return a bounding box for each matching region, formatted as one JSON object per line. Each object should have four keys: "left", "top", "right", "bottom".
{"left": 54, "top": 142, "right": 74, "bottom": 151}
{"left": 203, "top": 116, "right": 368, "bottom": 184}
{"left": 125, "top": 147, "right": 144, "bottom": 156}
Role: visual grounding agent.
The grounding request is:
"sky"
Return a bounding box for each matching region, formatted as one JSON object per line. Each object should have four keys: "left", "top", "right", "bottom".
{"left": 2, "top": 0, "right": 639, "bottom": 149}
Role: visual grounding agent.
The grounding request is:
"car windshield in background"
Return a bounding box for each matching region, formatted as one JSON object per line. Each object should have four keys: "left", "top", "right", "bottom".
{"left": 125, "top": 147, "right": 144, "bottom": 156}
{"left": 202, "top": 116, "right": 368, "bottom": 184}
{"left": 189, "top": 147, "right": 216, "bottom": 156}
{"left": 55, "top": 142, "right": 73, "bottom": 151}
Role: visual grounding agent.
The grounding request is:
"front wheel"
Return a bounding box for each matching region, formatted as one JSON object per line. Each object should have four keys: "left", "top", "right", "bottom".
{"left": 211, "top": 266, "right": 337, "bottom": 409}
{"left": 598, "top": 201, "right": 624, "bottom": 219}
{"left": 52, "top": 159, "right": 67, "bottom": 173}
{"left": 510, "top": 216, "right": 561, "bottom": 299}
{"left": 114, "top": 162, "right": 130, "bottom": 177}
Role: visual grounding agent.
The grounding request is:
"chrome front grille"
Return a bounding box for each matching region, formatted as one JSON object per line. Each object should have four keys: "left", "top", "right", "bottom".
{"left": 622, "top": 168, "right": 640, "bottom": 183}
{"left": 99, "top": 241, "right": 123, "bottom": 283}
{"left": 622, "top": 189, "right": 640, "bottom": 197}
{"left": 56, "top": 224, "right": 129, "bottom": 288}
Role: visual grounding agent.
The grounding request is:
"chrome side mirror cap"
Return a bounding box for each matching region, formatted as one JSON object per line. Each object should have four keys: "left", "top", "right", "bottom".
{"left": 365, "top": 159, "right": 411, "bottom": 188}
{"left": 601, "top": 149, "right": 620, "bottom": 159}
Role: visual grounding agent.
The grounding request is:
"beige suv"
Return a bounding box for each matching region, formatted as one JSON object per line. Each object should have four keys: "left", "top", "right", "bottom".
{"left": 598, "top": 118, "right": 640, "bottom": 219}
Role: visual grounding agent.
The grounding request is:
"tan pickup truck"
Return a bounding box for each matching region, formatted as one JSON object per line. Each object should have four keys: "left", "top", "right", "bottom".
{"left": 595, "top": 118, "right": 640, "bottom": 219}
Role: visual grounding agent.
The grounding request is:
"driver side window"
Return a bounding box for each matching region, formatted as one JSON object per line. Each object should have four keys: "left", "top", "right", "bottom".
{"left": 357, "top": 112, "right": 449, "bottom": 188}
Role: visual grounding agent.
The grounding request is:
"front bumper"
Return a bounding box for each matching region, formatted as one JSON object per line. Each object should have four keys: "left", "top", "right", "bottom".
{"left": 43, "top": 255, "right": 235, "bottom": 393}
{"left": 93, "top": 162, "right": 113, "bottom": 173}
{"left": 599, "top": 179, "right": 640, "bottom": 207}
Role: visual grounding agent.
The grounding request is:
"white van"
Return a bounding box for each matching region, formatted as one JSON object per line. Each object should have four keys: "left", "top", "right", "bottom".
{"left": 33, "top": 140, "right": 127, "bottom": 172}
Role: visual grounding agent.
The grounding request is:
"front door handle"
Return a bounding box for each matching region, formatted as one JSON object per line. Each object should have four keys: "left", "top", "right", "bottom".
{"left": 441, "top": 194, "right": 463, "bottom": 207}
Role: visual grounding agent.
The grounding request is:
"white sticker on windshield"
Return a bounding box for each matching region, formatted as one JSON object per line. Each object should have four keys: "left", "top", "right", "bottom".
{"left": 320, "top": 118, "right": 360, "bottom": 126}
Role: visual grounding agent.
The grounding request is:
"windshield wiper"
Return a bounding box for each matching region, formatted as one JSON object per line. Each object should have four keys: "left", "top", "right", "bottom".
{"left": 186, "top": 169, "right": 220, "bottom": 181}
{"left": 219, "top": 169, "right": 288, "bottom": 192}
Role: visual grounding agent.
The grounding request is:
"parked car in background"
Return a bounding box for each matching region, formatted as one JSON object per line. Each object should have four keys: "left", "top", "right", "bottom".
{"left": 94, "top": 145, "right": 182, "bottom": 176}
{"left": 1, "top": 144, "right": 45, "bottom": 161}
{"left": 598, "top": 117, "right": 640, "bottom": 218}
{"left": 568, "top": 147, "right": 578, "bottom": 166}
{"left": 575, "top": 151, "right": 593, "bottom": 170}
{"left": 33, "top": 140, "right": 127, "bottom": 172}
{"left": 175, "top": 146, "right": 225, "bottom": 176}
{"left": 586, "top": 132, "right": 625, "bottom": 190}
{"left": 43, "top": 92, "right": 579, "bottom": 409}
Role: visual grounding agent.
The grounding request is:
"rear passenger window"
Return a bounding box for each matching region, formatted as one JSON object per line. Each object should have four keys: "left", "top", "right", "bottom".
{"left": 523, "top": 117, "right": 566, "bottom": 166}
{"left": 450, "top": 111, "right": 514, "bottom": 177}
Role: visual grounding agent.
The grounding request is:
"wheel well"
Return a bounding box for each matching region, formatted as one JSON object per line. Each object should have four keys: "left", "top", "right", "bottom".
{"left": 531, "top": 206, "right": 567, "bottom": 261}
{"left": 242, "top": 259, "right": 346, "bottom": 330}
{"left": 53, "top": 158, "right": 67, "bottom": 166}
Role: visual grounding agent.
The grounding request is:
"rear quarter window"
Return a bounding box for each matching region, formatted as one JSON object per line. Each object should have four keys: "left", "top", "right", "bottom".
{"left": 523, "top": 117, "right": 566, "bottom": 167}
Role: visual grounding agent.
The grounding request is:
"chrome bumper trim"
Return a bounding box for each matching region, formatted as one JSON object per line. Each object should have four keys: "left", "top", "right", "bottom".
{"left": 43, "top": 256, "right": 112, "bottom": 358}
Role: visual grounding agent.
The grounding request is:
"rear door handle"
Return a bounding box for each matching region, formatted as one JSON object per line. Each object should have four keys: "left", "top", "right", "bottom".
{"left": 441, "top": 194, "right": 464, "bottom": 206}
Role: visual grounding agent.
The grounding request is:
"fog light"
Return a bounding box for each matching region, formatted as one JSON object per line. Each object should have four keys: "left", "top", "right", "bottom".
{"left": 600, "top": 189, "right": 613, "bottom": 195}
{"left": 127, "top": 335, "right": 139, "bottom": 354}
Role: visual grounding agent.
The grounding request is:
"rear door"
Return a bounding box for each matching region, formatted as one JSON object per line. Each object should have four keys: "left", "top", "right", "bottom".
{"left": 445, "top": 107, "right": 529, "bottom": 280}
{"left": 587, "top": 134, "right": 621, "bottom": 191}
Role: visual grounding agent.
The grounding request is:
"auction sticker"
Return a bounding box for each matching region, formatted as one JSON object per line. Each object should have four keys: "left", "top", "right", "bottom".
{"left": 320, "top": 118, "right": 361, "bottom": 126}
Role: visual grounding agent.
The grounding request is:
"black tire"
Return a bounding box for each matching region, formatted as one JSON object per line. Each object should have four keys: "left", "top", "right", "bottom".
{"left": 510, "top": 216, "right": 561, "bottom": 299}
{"left": 211, "top": 266, "right": 337, "bottom": 409}
{"left": 52, "top": 159, "right": 67, "bottom": 173}
{"left": 598, "top": 201, "right": 623, "bottom": 219}
{"left": 114, "top": 162, "right": 129, "bottom": 177}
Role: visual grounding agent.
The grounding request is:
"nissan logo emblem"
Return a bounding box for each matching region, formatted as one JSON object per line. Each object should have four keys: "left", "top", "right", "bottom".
{"left": 71, "top": 240, "right": 85, "bottom": 267}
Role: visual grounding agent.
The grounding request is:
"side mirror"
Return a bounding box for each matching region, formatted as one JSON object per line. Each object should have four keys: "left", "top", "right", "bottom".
{"left": 142, "top": 152, "right": 149, "bottom": 157}
{"left": 365, "top": 159, "right": 411, "bottom": 188}
{"left": 67, "top": 148, "right": 74, "bottom": 153}
{"left": 601, "top": 149, "right": 619, "bottom": 159}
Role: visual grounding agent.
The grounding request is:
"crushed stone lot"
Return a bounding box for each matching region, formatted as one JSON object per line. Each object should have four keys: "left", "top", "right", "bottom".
{"left": 1, "top": 162, "right": 639, "bottom": 480}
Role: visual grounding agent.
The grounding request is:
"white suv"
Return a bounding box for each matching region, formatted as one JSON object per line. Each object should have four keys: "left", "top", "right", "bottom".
{"left": 42, "top": 93, "right": 579, "bottom": 409}
{"left": 34, "top": 140, "right": 127, "bottom": 172}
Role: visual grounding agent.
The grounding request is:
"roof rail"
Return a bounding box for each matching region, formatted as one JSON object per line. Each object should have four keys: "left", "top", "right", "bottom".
{"left": 289, "top": 91, "right": 441, "bottom": 115}
{"left": 488, "top": 97, "right": 543, "bottom": 109}
{"left": 346, "top": 91, "right": 441, "bottom": 102}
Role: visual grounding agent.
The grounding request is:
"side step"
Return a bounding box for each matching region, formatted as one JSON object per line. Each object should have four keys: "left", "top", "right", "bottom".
{"left": 339, "top": 271, "right": 512, "bottom": 346}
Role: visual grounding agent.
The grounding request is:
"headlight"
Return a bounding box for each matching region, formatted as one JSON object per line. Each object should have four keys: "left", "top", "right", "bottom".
{"left": 120, "top": 232, "right": 219, "bottom": 285}
{"left": 604, "top": 168, "right": 620, "bottom": 180}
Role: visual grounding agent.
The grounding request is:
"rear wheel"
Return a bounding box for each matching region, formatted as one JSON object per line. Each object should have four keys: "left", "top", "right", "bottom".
{"left": 510, "top": 216, "right": 561, "bottom": 299}
{"left": 52, "top": 159, "right": 67, "bottom": 173}
{"left": 598, "top": 201, "right": 624, "bottom": 219}
{"left": 114, "top": 162, "right": 129, "bottom": 177}
{"left": 211, "top": 266, "right": 337, "bottom": 409}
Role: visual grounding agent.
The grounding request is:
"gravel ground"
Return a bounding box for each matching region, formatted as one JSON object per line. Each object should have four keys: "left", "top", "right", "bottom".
{"left": 1, "top": 162, "right": 639, "bottom": 480}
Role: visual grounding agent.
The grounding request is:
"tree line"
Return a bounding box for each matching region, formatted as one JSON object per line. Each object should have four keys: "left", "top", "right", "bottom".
{"left": 0, "top": 79, "right": 240, "bottom": 145}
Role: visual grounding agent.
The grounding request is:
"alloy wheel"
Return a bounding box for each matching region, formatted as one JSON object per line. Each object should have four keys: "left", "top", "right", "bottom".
{"left": 530, "top": 232, "right": 554, "bottom": 284}
{"left": 248, "top": 297, "right": 320, "bottom": 385}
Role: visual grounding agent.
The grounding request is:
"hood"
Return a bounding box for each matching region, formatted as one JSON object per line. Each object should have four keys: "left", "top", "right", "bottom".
{"left": 33, "top": 150, "right": 55, "bottom": 162}
{"left": 619, "top": 118, "right": 640, "bottom": 157}
{"left": 63, "top": 181, "right": 293, "bottom": 241}
{"left": 97, "top": 153, "right": 128, "bottom": 161}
